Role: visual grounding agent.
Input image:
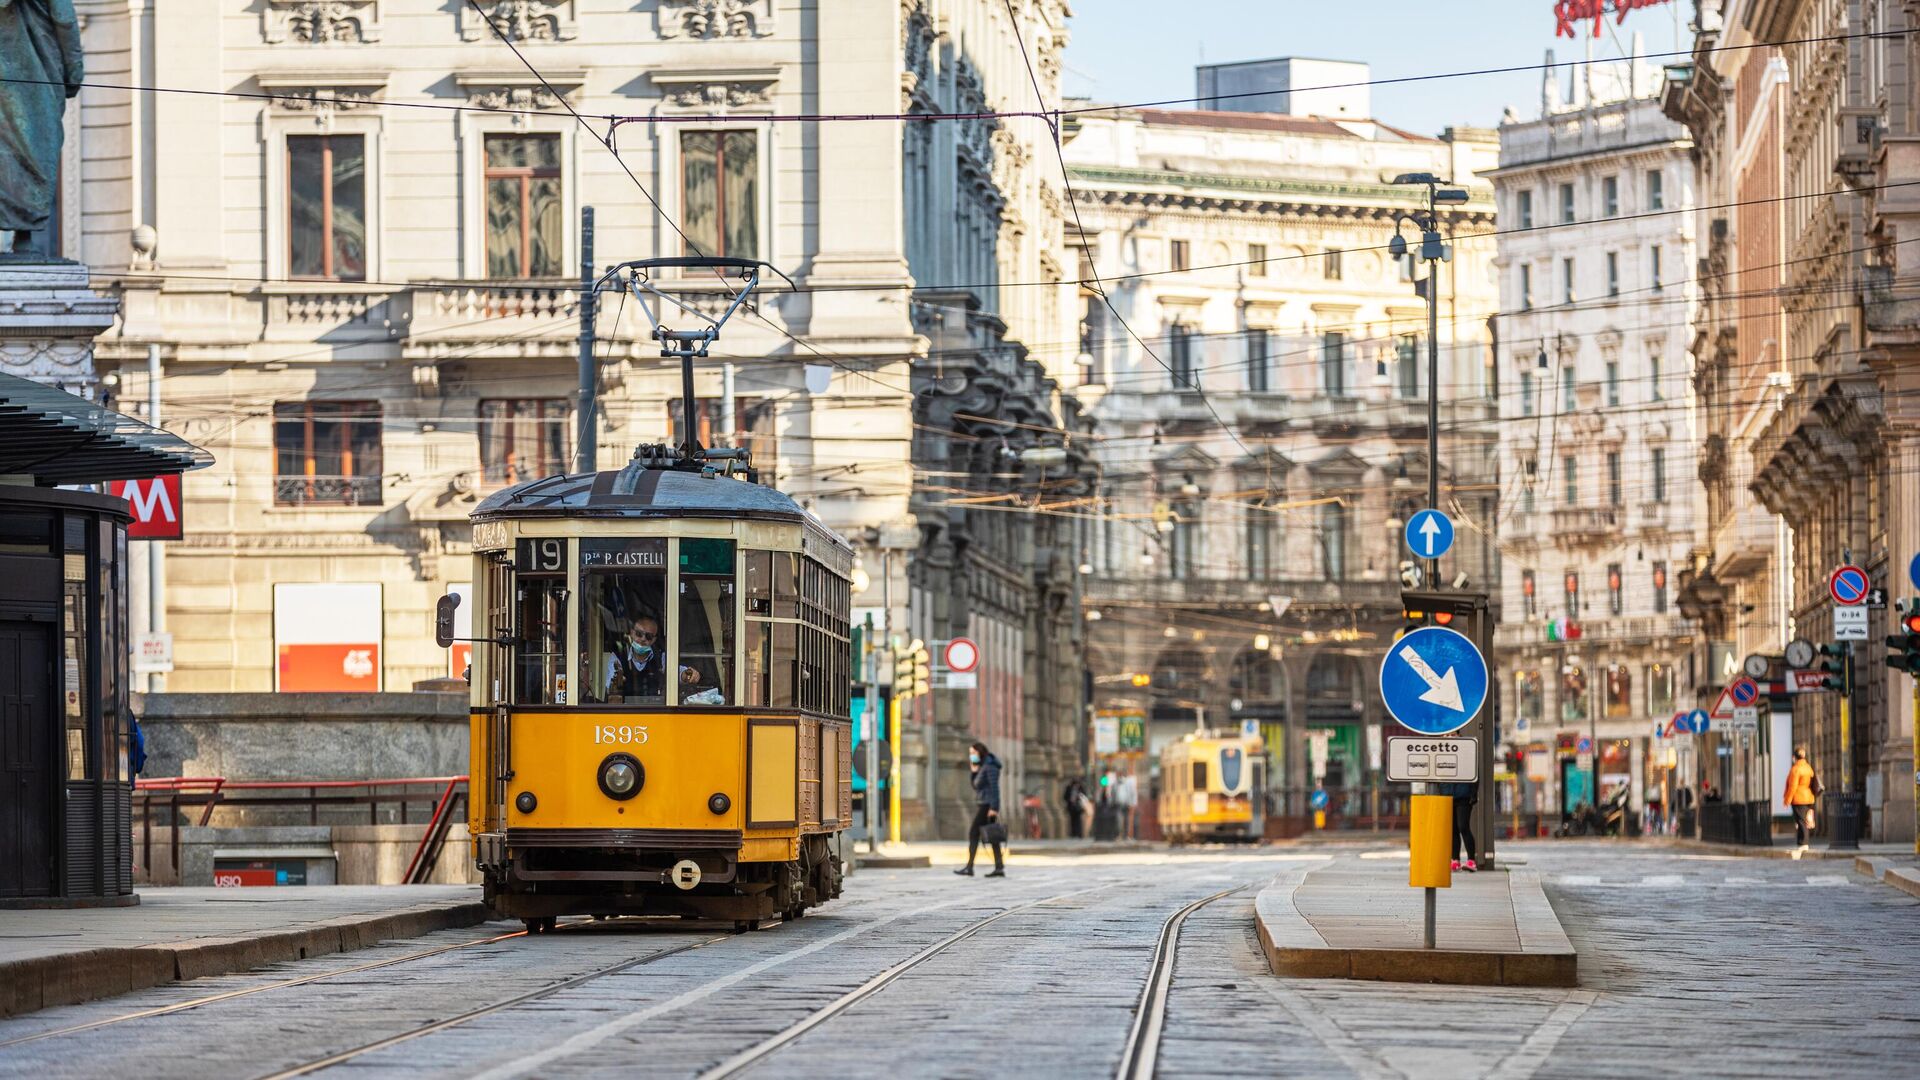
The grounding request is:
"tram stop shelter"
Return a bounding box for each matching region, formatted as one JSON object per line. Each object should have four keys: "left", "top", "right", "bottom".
{"left": 0, "top": 372, "right": 212, "bottom": 907}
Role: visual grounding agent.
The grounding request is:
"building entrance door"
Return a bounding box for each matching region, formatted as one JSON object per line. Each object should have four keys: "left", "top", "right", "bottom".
{"left": 0, "top": 621, "right": 54, "bottom": 897}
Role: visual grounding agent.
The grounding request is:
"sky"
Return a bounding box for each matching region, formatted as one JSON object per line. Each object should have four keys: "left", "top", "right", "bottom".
{"left": 1062, "top": 0, "right": 1691, "bottom": 135}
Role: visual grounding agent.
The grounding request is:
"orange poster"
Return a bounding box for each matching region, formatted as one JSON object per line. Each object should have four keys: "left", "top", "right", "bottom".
{"left": 277, "top": 643, "right": 381, "bottom": 692}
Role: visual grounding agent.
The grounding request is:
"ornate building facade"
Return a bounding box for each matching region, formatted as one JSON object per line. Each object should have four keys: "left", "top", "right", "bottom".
{"left": 1059, "top": 75, "right": 1502, "bottom": 813}
{"left": 1665, "top": 0, "right": 1917, "bottom": 842}
{"left": 67, "top": 0, "right": 1082, "bottom": 837}
{"left": 1490, "top": 55, "right": 1702, "bottom": 824}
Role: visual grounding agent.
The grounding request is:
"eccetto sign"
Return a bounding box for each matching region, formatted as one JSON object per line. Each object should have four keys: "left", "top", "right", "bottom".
{"left": 1386, "top": 735, "right": 1479, "bottom": 783}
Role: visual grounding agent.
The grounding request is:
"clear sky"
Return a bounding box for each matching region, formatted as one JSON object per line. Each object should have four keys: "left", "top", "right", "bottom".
{"left": 1062, "top": 0, "right": 1691, "bottom": 134}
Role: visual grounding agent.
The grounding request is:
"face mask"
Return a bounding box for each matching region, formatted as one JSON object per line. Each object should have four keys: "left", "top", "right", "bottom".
{"left": 969, "top": 753, "right": 980, "bottom": 765}
{"left": 627, "top": 641, "right": 654, "bottom": 665}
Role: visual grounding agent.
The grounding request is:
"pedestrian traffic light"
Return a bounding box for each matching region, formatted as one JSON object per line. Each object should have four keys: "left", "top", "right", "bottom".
{"left": 1818, "top": 642, "right": 1850, "bottom": 693}
{"left": 1885, "top": 600, "right": 1920, "bottom": 675}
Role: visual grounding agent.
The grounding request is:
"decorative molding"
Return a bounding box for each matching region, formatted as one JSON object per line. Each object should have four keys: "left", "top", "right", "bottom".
{"left": 264, "top": 0, "right": 382, "bottom": 44}
{"left": 454, "top": 70, "right": 586, "bottom": 117}
{"left": 657, "top": 0, "right": 775, "bottom": 40}
{"left": 654, "top": 69, "right": 779, "bottom": 111}
{"left": 255, "top": 72, "right": 390, "bottom": 118}
{"left": 459, "top": 0, "right": 577, "bottom": 43}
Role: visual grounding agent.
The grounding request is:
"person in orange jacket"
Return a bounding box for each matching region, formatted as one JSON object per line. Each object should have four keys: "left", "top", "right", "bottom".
{"left": 1782, "top": 745, "right": 1819, "bottom": 850}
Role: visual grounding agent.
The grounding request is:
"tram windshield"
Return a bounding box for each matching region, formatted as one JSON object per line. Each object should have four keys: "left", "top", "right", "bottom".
{"left": 677, "top": 539, "right": 735, "bottom": 706}
{"left": 580, "top": 538, "right": 670, "bottom": 705}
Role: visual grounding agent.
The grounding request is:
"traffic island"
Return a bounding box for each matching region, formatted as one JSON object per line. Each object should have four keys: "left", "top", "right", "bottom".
{"left": 1255, "top": 858, "right": 1577, "bottom": 988}
{"left": 0, "top": 885, "right": 489, "bottom": 1019}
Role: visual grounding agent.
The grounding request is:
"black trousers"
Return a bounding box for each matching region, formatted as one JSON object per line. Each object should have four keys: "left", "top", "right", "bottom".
{"left": 1793, "top": 804, "right": 1814, "bottom": 846}
{"left": 967, "top": 804, "right": 1003, "bottom": 868}
{"left": 1451, "top": 798, "right": 1477, "bottom": 862}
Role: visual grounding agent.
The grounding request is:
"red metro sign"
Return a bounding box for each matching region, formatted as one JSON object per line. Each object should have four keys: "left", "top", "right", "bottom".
{"left": 109, "top": 474, "right": 183, "bottom": 540}
{"left": 1555, "top": 0, "right": 1671, "bottom": 39}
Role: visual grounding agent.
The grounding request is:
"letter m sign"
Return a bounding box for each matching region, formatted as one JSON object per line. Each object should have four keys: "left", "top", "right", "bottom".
{"left": 109, "top": 474, "right": 183, "bottom": 539}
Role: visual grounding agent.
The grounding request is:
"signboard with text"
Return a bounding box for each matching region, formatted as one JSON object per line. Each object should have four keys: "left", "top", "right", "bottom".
{"left": 108, "top": 474, "right": 183, "bottom": 540}
{"left": 1386, "top": 736, "right": 1479, "bottom": 783}
{"left": 1554, "top": 0, "right": 1672, "bottom": 39}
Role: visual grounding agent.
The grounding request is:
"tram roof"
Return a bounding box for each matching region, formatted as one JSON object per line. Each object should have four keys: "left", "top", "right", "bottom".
{"left": 473, "top": 463, "right": 837, "bottom": 537}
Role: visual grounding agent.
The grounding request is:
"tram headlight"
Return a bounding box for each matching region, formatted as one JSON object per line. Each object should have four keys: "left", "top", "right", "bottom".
{"left": 598, "top": 753, "right": 644, "bottom": 801}
{"left": 707, "top": 792, "right": 731, "bottom": 815}
{"left": 514, "top": 791, "right": 537, "bottom": 814}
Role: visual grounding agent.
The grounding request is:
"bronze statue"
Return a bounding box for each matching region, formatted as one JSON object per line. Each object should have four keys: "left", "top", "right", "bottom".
{"left": 0, "top": 0, "right": 84, "bottom": 255}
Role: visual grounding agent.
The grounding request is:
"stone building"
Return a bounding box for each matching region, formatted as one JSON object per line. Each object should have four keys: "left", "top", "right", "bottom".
{"left": 1059, "top": 65, "right": 1503, "bottom": 814}
{"left": 1664, "top": 0, "right": 1917, "bottom": 842}
{"left": 1488, "top": 54, "right": 1703, "bottom": 825}
{"left": 66, "top": 0, "right": 1084, "bottom": 838}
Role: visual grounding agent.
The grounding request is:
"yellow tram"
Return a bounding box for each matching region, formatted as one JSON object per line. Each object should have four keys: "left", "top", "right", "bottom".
{"left": 1158, "top": 729, "right": 1266, "bottom": 843}
{"left": 458, "top": 456, "right": 853, "bottom": 931}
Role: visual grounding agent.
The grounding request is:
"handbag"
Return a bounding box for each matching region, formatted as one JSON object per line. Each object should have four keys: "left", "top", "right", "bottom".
{"left": 1811, "top": 773, "right": 1825, "bottom": 798}
{"left": 981, "top": 820, "right": 1009, "bottom": 845}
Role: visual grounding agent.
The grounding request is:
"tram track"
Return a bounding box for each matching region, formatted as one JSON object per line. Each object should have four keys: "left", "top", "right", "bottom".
{"left": 1114, "top": 886, "right": 1243, "bottom": 1080}
{"left": 0, "top": 925, "right": 537, "bottom": 1051}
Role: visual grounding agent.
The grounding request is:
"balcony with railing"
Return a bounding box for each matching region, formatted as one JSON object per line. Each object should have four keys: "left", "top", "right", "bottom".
{"left": 404, "top": 280, "right": 580, "bottom": 349}
{"left": 1549, "top": 505, "right": 1619, "bottom": 545}
{"left": 274, "top": 474, "right": 383, "bottom": 507}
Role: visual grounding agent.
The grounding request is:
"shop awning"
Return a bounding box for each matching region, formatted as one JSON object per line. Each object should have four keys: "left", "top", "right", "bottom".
{"left": 0, "top": 371, "right": 213, "bottom": 484}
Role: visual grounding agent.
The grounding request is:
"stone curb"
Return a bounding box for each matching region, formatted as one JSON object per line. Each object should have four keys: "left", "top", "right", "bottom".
{"left": 1654, "top": 838, "right": 1867, "bottom": 861}
{"left": 0, "top": 899, "right": 492, "bottom": 1020}
{"left": 853, "top": 855, "right": 933, "bottom": 869}
{"left": 1254, "top": 867, "right": 1577, "bottom": 989}
{"left": 1884, "top": 867, "right": 1920, "bottom": 900}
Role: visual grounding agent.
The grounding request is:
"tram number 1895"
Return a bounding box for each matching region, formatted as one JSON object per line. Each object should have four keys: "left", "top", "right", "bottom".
{"left": 594, "top": 724, "right": 650, "bottom": 746}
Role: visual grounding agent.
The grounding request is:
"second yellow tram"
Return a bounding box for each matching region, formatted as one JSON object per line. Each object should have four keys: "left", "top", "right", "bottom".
{"left": 461, "top": 448, "right": 853, "bottom": 931}
{"left": 1158, "top": 730, "right": 1266, "bottom": 843}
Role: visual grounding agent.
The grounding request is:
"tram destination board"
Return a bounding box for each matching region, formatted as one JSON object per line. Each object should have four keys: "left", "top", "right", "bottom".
{"left": 1386, "top": 736, "right": 1479, "bottom": 783}
{"left": 580, "top": 537, "right": 668, "bottom": 569}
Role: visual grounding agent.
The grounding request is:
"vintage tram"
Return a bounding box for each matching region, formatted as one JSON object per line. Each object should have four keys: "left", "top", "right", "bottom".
{"left": 1158, "top": 729, "right": 1266, "bottom": 843}
{"left": 452, "top": 257, "right": 852, "bottom": 932}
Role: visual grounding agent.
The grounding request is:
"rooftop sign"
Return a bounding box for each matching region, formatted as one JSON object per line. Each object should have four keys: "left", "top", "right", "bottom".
{"left": 1554, "top": 0, "right": 1672, "bottom": 39}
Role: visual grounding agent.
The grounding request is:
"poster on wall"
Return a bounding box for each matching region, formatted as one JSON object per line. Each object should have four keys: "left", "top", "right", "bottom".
{"left": 446, "top": 583, "right": 472, "bottom": 678}
{"left": 274, "top": 582, "right": 383, "bottom": 692}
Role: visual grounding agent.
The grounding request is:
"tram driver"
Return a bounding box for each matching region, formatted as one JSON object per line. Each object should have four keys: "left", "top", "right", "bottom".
{"left": 599, "top": 614, "right": 701, "bottom": 703}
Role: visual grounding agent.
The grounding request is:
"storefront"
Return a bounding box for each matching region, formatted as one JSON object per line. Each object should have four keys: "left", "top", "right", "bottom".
{"left": 0, "top": 374, "right": 210, "bottom": 906}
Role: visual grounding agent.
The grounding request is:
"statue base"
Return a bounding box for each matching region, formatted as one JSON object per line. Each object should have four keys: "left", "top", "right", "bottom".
{"left": 0, "top": 256, "right": 119, "bottom": 397}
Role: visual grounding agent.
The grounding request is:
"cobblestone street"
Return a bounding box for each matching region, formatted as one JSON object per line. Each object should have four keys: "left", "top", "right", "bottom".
{"left": 1, "top": 843, "right": 1914, "bottom": 1079}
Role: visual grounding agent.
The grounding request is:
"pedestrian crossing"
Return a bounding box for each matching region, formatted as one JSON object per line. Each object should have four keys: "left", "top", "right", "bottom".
{"left": 1551, "top": 872, "right": 1854, "bottom": 889}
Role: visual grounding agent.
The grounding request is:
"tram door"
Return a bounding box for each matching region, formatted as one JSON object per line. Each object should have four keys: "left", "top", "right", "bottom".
{"left": 0, "top": 622, "right": 54, "bottom": 897}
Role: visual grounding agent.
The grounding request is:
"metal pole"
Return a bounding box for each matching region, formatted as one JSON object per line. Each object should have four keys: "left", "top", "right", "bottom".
{"left": 1423, "top": 886, "right": 1436, "bottom": 949}
{"left": 866, "top": 613, "right": 880, "bottom": 855}
{"left": 575, "top": 206, "right": 596, "bottom": 474}
{"left": 147, "top": 343, "right": 165, "bottom": 694}
{"left": 1840, "top": 644, "right": 1854, "bottom": 793}
{"left": 1911, "top": 679, "right": 1917, "bottom": 855}
{"left": 879, "top": 549, "right": 894, "bottom": 845}
{"left": 720, "top": 363, "right": 737, "bottom": 444}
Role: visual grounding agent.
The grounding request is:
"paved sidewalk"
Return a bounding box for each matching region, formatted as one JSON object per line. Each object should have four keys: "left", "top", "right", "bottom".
{"left": 0, "top": 885, "right": 487, "bottom": 1018}
{"left": 1255, "top": 857, "right": 1576, "bottom": 987}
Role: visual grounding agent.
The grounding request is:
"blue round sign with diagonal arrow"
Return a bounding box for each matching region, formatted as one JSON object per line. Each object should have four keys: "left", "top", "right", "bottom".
{"left": 1379, "top": 625, "right": 1487, "bottom": 736}
{"left": 1404, "top": 508, "right": 1454, "bottom": 561}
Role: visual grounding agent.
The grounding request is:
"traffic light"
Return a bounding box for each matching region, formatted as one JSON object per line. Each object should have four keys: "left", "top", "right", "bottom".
{"left": 894, "top": 638, "right": 930, "bottom": 698}
{"left": 852, "top": 623, "right": 866, "bottom": 683}
{"left": 1129, "top": 673, "right": 1151, "bottom": 688}
{"left": 1817, "top": 642, "right": 1850, "bottom": 693}
{"left": 1885, "top": 600, "right": 1920, "bottom": 675}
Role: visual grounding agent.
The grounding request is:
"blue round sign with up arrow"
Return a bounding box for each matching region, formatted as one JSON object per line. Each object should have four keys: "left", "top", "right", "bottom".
{"left": 1404, "top": 509, "right": 1454, "bottom": 561}
{"left": 1378, "top": 625, "right": 1487, "bottom": 736}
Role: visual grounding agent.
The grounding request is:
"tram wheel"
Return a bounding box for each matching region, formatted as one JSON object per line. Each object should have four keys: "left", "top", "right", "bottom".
{"left": 733, "top": 919, "right": 760, "bottom": 933}
{"left": 522, "top": 917, "right": 557, "bottom": 935}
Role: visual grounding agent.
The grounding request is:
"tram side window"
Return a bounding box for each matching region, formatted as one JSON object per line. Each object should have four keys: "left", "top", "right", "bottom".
{"left": 580, "top": 538, "right": 669, "bottom": 705}
{"left": 742, "top": 550, "right": 772, "bottom": 707}
{"left": 515, "top": 575, "right": 567, "bottom": 705}
{"left": 677, "top": 538, "right": 735, "bottom": 706}
{"left": 1191, "top": 761, "right": 1208, "bottom": 791}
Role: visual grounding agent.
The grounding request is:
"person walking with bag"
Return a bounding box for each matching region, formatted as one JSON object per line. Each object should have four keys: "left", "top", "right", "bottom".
{"left": 1784, "top": 745, "right": 1820, "bottom": 852}
{"left": 956, "top": 740, "right": 1006, "bottom": 877}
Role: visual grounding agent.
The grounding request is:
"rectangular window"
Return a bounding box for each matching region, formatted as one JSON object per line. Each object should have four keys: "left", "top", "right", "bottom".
{"left": 1321, "top": 331, "right": 1347, "bottom": 396}
{"left": 1648, "top": 662, "right": 1675, "bottom": 713}
{"left": 1605, "top": 663, "right": 1631, "bottom": 716}
{"left": 1520, "top": 371, "right": 1535, "bottom": 416}
{"left": 1606, "top": 251, "right": 1619, "bottom": 297}
{"left": 681, "top": 130, "right": 759, "bottom": 259}
{"left": 1606, "top": 361, "right": 1619, "bottom": 406}
{"left": 1323, "top": 249, "right": 1342, "bottom": 280}
{"left": 484, "top": 134, "right": 562, "bottom": 278}
{"left": 1562, "top": 257, "right": 1575, "bottom": 304}
{"left": 1564, "top": 570, "right": 1580, "bottom": 620}
{"left": 1559, "top": 182, "right": 1575, "bottom": 223}
{"left": 1169, "top": 323, "right": 1195, "bottom": 388}
{"left": 1247, "top": 329, "right": 1269, "bottom": 392}
{"left": 479, "top": 399, "right": 570, "bottom": 485}
{"left": 1651, "top": 560, "right": 1669, "bottom": 614}
{"left": 1246, "top": 507, "right": 1270, "bottom": 579}
{"left": 1563, "top": 454, "right": 1578, "bottom": 504}
{"left": 1248, "top": 242, "right": 1267, "bottom": 276}
{"left": 273, "top": 401, "right": 382, "bottom": 505}
{"left": 1608, "top": 563, "right": 1624, "bottom": 615}
{"left": 1191, "top": 761, "right": 1208, "bottom": 789}
{"left": 1518, "top": 189, "right": 1534, "bottom": 230}
{"left": 1602, "top": 175, "right": 1619, "bottom": 217}
{"left": 1521, "top": 568, "right": 1537, "bottom": 617}
{"left": 1321, "top": 502, "right": 1348, "bottom": 581}
{"left": 1562, "top": 665, "right": 1588, "bottom": 722}
{"left": 1606, "top": 451, "right": 1621, "bottom": 506}
{"left": 677, "top": 538, "right": 736, "bottom": 706}
{"left": 668, "top": 397, "right": 780, "bottom": 467}
{"left": 1647, "top": 169, "right": 1664, "bottom": 211}
{"left": 1651, "top": 245, "right": 1663, "bottom": 291}
{"left": 1650, "top": 354, "right": 1663, "bottom": 400}
{"left": 288, "top": 134, "right": 367, "bottom": 281}
{"left": 516, "top": 573, "right": 568, "bottom": 706}
{"left": 1396, "top": 333, "right": 1420, "bottom": 399}
{"left": 1651, "top": 447, "right": 1667, "bottom": 503}
{"left": 1561, "top": 367, "right": 1576, "bottom": 411}
{"left": 1170, "top": 239, "right": 1189, "bottom": 271}
{"left": 1516, "top": 670, "right": 1543, "bottom": 725}
{"left": 1520, "top": 263, "right": 1533, "bottom": 310}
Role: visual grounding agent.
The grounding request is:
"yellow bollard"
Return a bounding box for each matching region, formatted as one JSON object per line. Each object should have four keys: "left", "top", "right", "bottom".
{"left": 1409, "top": 795, "right": 1453, "bottom": 889}
{"left": 1313, "top": 809, "right": 1326, "bottom": 830}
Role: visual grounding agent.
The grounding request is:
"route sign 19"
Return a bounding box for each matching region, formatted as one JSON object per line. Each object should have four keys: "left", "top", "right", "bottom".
{"left": 1403, "top": 509, "right": 1454, "bottom": 561}
{"left": 1378, "top": 625, "right": 1487, "bottom": 736}
{"left": 1829, "top": 564, "right": 1870, "bottom": 606}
